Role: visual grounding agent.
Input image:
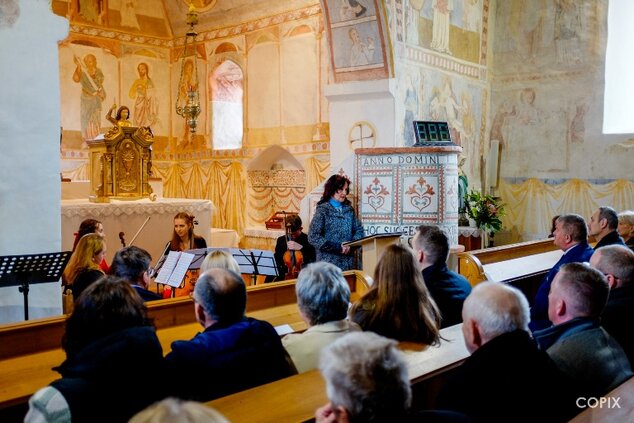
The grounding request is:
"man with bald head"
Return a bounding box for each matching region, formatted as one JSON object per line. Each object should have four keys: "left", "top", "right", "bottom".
{"left": 590, "top": 245, "right": 634, "bottom": 365}
{"left": 166, "top": 268, "right": 296, "bottom": 401}
{"left": 437, "top": 282, "right": 578, "bottom": 422}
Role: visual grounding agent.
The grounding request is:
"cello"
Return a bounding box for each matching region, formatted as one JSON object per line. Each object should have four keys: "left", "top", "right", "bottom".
{"left": 283, "top": 213, "right": 304, "bottom": 280}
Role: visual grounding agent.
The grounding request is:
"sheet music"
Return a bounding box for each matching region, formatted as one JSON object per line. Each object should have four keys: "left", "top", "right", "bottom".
{"left": 154, "top": 251, "right": 195, "bottom": 287}
{"left": 169, "top": 252, "right": 194, "bottom": 287}
{"left": 155, "top": 251, "right": 181, "bottom": 284}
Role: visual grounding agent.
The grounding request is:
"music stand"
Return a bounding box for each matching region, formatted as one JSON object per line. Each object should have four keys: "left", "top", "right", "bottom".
{"left": 230, "top": 248, "right": 278, "bottom": 285}
{"left": 0, "top": 251, "right": 71, "bottom": 320}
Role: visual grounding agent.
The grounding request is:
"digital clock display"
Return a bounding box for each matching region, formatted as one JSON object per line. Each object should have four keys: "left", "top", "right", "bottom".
{"left": 413, "top": 121, "right": 452, "bottom": 145}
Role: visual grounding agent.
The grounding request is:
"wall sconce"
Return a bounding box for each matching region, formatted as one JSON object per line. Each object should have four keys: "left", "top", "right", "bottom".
{"left": 175, "top": 3, "right": 201, "bottom": 137}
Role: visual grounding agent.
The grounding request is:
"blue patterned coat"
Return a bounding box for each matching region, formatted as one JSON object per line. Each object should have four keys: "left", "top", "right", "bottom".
{"left": 308, "top": 202, "right": 364, "bottom": 270}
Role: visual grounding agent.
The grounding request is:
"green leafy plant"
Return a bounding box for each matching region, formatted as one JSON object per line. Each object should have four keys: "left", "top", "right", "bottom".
{"left": 465, "top": 190, "right": 505, "bottom": 233}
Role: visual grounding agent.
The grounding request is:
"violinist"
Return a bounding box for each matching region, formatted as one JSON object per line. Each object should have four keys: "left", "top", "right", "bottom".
{"left": 274, "top": 214, "right": 316, "bottom": 281}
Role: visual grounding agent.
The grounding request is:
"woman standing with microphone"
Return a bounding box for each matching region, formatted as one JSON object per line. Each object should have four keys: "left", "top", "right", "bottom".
{"left": 309, "top": 174, "right": 364, "bottom": 271}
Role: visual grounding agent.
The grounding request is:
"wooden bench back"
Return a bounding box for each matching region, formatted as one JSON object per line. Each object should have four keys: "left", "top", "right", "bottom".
{"left": 0, "top": 270, "right": 370, "bottom": 360}
{"left": 208, "top": 323, "right": 469, "bottom": 422}
{"left": 457, "top": 238, "right": 559, "bottom": 286}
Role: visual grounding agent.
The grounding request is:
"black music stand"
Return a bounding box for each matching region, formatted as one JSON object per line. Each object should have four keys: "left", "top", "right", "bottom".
{"left": 230, "top": 248, "right": 278, "bottom": 285}
{"left": 0, "top": 251, "right": 71, "bottom": 321}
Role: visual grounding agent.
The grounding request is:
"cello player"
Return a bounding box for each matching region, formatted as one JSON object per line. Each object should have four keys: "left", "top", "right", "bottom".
{"left": 273, "top": 214, "right": 316, "bottom": 281}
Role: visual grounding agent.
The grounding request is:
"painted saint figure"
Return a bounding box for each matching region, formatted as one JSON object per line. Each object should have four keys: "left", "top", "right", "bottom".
{"left": 430, "top": 0, "right": 454, "bottom": 54}
{"left": 348, "top": 27, "right": 375, "bottom": 67}
{"left": 129, "top": 62, "right": 158, "bottom": 128}
{"left": 72, "top": 53, "right": 106, "bottom": 142}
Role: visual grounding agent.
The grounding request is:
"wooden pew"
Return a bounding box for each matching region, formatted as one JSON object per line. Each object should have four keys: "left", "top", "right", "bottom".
{"left": 457, "top": 238, "right": 564, "bottom": 301}
{"left": 208, "top": 324, "right": 469, "bottom": 422}
{"left": 0, "top": 270, "right": 370, "bottom": 418}
{"left": 568, "top": 376, "right": 634, "bottom": 422}
{"left": 458, "top": 238, "right": 561, "bottom": 286}
{"left": 0, "top": 270, "right": 369, "bottom": 361}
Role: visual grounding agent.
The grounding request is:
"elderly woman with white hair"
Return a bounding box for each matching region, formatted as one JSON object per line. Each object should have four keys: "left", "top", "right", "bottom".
{"left": 316, "top": 332, "right": 470, "bottom": 423}
{"left": 282, "top": 262, "right": 360, "bottom": 373}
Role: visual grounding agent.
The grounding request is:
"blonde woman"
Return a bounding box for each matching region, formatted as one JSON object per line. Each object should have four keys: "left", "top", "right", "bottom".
{"left": 618, "top": 210, "right": 634, "bottom": 250}
{"left": 62, "top": 233, "right": 106, "bottom": 300}
{"left": 200, "top": 249, "right": 241, "bottom": 274}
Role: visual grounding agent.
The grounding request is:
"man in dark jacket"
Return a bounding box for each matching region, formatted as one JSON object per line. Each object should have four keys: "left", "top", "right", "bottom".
{"left": 166, "top": 268, "right": 296, "bottom": 401}
{"left": 589, "top": 206, "right": 626, "bottom": 249}
{"left": 411, "top": 225, "right": 471, "bottom": 328}
{"left": 530, "top": 214, "right": 594, "bottom": 331}
{"left": 110, "top": 246, "right": 162, "bottom": 302}
{"left": 437, "top": 282, "right": 579, "bottom": 422}
{"left": 590, "top": 245, "right": 634, "bottom": 366}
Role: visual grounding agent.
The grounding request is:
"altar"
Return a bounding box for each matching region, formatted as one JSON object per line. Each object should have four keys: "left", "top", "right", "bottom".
{"left": 61, "top": 198, "right": 213, "bottom": 266}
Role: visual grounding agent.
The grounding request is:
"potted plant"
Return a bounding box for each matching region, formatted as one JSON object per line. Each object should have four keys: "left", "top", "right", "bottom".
{"left": 464, "top": 190, "right": 505, "bottom": 247}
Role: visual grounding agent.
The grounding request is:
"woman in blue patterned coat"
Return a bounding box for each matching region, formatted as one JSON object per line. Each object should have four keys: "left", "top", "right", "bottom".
{"left": 309, "top": 174, "right": 364, "bottom": 270}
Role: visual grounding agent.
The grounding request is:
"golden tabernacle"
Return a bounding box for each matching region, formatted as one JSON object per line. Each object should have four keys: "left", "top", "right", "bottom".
{"left": 87, "top": 125, "right": 154, "bottom": 203}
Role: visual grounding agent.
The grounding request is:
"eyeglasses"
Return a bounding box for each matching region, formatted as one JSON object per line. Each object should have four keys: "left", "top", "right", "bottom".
{"left": 146, "top": 267, "right": 155, "bottom": 277}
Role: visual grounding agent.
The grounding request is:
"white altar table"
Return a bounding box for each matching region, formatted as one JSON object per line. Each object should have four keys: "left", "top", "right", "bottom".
{"left": 62, "top": 198, "right": 213, "bottom": 266}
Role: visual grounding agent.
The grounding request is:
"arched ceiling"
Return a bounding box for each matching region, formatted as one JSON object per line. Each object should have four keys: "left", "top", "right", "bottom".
{"left": 56, "top": 0, "right": 319, "bottom": 40}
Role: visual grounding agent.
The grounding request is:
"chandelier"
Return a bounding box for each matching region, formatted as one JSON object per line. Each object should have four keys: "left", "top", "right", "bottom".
{"left": 175, "top": 3, "right": 201, "bottom": 136}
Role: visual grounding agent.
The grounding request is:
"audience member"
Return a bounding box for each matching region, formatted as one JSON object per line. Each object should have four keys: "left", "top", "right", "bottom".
{"left": 200, "top": 249, "right": 241, "bottom": 273}
{"left": 274, "top": 214, "right": 316, "bottom": 280}
{"left": 549, "top": 214, "right": 560, "bottom": 238}
{"left": 588, "top": 206, "right": 626, "bottom": 249}
{"left": 282, "top": 262, "right": 360, "bottom": 372}
{"left": 25, "top": 277, "right": 166, "bottom": 423}
{"left": 411, "top": 225, "right": 472, "bottom": 327}
{"left": 165, "top": 268, "right": 296, "bottom": 401}
{"left": 110, "top": 245, "right": 162, "bottom": 302}
{"left": 349, "top": 244, "right": 441, "bottom": 343}
{"left": 62, "top": 233, "right": 107, "bottom": 300}
{"left": 316, "top": 332, "right": 470, "bottom": 423}
{"left": 530, "top": 214, "right": 594, "bottom": 331}
{"left": 617, "top": 210, "right": 634, "bottom": 250}
{"left": 72, "top": 218, "right": 109, "bottom": 272}
{"left": 533, "top": 263, "right": 633, "bottom": 398}
{"left": 129, "top": 397, "right": 230, "bottom": 423}
{"left": 436, "top": 282, "right": 579, "bottom": 422}
{"left": 590, "top": 245, "right": 634, "bottom": 365}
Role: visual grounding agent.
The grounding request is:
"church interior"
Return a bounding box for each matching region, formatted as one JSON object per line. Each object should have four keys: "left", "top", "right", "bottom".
{"left": 2, "top": 0, "right": 633, "bottom": 341}
{"left": 0, "top": 0, "right": 633, "bottom": 420}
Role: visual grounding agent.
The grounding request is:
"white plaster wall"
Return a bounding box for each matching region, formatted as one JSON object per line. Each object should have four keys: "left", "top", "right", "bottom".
{"left": 325, "top": 79, "right": 397, "bottom": 162}
{"left": 0, "top": 0, "right": 68, "bottom": 323}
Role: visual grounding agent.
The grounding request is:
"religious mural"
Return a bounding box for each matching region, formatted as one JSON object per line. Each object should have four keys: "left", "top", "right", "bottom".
{"left": 405, "top": 0, "right": 484, "bottom": 63}
{"left": 321, "top": 0, "right": 390, "bottom": 81}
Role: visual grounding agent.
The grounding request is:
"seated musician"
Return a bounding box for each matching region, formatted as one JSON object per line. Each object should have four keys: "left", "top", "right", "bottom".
{"left": 273, "top": 214, "right": 315, "bottom": 281}
{"left": 162, "top": 212, "right": 207, "bottom": 298}
{"left": 165, "top": 268, "right": 296, "bottom": 401}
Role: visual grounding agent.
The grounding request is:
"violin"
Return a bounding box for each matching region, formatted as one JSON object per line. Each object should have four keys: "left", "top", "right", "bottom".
{"left": 283, "top": 214, "right": 303, "bottom": 280}
{"left": 119, "top": 231, "right": 126, "bottom": 247}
